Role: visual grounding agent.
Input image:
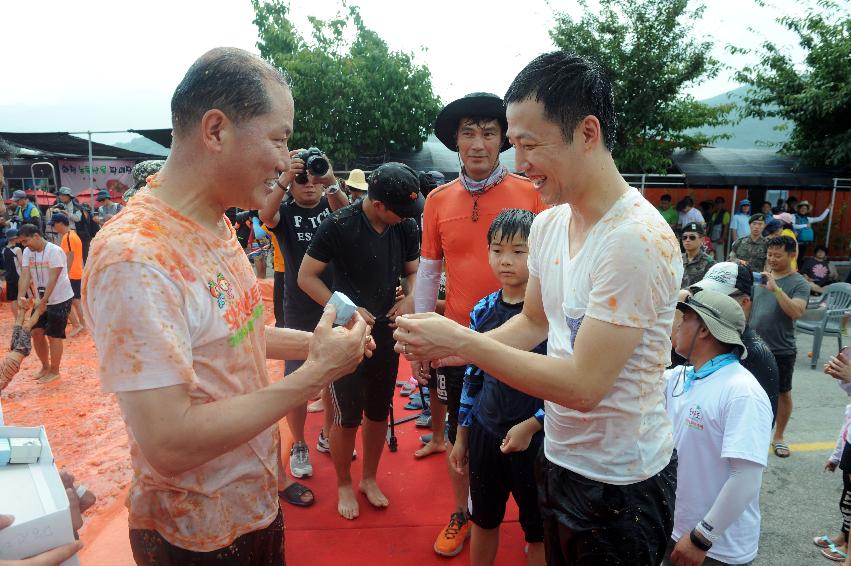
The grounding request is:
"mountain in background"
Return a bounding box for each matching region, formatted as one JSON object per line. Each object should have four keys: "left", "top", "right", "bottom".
{"left": 113, "top": 136, "right": 169, "bottom": 157}
{"left": 691, "top": 85, "right": 790, "bottom": 149}
{"left": 91, "top": 85, "right": 792, "bottom": 156}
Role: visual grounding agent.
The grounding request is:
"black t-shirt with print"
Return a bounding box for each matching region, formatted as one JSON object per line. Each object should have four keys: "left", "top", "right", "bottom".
{"left": 306, "top": 201, "right": 419, "bottom": 325}
{"left": 270, "top": 197, "right": 333, "bottom": 330}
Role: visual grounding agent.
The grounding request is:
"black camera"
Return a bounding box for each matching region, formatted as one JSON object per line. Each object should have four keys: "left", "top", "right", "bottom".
{"left": 294, "top": 147, "right": 329, "bottom": 184}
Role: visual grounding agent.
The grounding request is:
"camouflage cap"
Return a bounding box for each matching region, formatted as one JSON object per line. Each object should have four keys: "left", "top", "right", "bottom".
{"left": 131, "top": 160, "right": 165, "bottom": 186}
{"left": 125, "top": 160, "right": 165, "bottom": 200}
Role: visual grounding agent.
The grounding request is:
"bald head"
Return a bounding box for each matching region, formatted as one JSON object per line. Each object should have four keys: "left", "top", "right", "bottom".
{"left": 170, "top": 47, "right": 290, "bottom": 138}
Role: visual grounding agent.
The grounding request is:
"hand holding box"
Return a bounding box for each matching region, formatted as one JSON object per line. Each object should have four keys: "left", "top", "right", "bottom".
{"left": 329, "top": 292, "right": 357, "bottom": 326}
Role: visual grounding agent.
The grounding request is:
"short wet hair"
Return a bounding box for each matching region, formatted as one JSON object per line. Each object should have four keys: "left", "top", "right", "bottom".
{"left": 171, "top": 47, "right": 289, "bottom": 137}
{"left": 18, "top": 223, "right": 42, "bottom": 238}
{"left": 487, "top": 209, "right": 535, "bottom": 245}
{"left": 505, "top": 51, "right": 616, "bottom": 150}
{"left": 767, "top": 235, "right": 797, "bottom": 254}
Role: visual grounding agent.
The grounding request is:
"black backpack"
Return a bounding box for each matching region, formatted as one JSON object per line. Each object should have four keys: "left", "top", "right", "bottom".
{"left": 75, "top": 203, "right": 100, "bottom": 240}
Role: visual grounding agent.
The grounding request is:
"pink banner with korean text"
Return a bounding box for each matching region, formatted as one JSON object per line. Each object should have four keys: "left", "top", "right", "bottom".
{"left": 57, "top": 159, "right": 134, "bottom": 196}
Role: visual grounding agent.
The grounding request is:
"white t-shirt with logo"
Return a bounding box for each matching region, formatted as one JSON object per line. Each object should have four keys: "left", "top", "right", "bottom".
{"left": 665, "top": 362, "right": 772, "bottom": 564}
{"left": 22, "top": 242, "right": 75, "bottom": 305}
{"left": 527, "top": 187, "right": 683, "bottom": 484}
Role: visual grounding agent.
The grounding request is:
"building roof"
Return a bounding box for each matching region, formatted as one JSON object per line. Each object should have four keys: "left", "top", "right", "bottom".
{"left": 124, "top": 129, "right": 851, "bottom": 188}
{"left": 0, "top": 132, "right": 162, "bottom": 160}
{"left": 670, "top": 147, "right": 850, "bottom": 187}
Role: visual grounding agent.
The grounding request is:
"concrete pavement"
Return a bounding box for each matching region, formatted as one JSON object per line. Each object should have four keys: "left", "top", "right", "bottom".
{"left": 748, "top": 332, "right": 846, "bottom": 565}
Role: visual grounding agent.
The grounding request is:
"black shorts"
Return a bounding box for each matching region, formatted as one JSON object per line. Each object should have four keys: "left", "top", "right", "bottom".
{"left": 4, "top": 280, "right": 18, "bottom": 302}
{"left": 468, "top": 419, "right": 544, "bottom": 542}
{"left": 437, "top": 365, "right": 464, "bottom": 444}
{"left": 129, "top": 508, "right": 284, "bottom": 566}
{"left": 536, "top": 450, "right": 677, "bottom": 566}
{"left": 774, "top": 353, "right": 796, "bottom": 393}
{"left": 70, "top": 279, "right": 81, "bottom": 300}
{"left": 330, "top": 324, "right": 399, "bottom": 428}
{"left": 32, "top": 298, "right": 73, "bottom": 339}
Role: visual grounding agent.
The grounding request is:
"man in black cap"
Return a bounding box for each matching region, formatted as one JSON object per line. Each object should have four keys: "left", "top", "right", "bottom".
{"left": 298, "top": 162, "right": 421, "bottom": 521}
{"left": 416, "top": 92, "right": 545, "bottom": 556}
{"left": 681, "top": 222, "right": 715, "bottom": 289}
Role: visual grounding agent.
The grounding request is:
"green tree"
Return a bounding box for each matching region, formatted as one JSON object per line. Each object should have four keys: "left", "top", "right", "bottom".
{"left": 734, "top": 1, "right": 851, "bottom": 166}
{"left": 252, "top": 1, "right": 442, "bottom": 167}
{"left": 549, "top": 0, "right": 733, "bottom": 172}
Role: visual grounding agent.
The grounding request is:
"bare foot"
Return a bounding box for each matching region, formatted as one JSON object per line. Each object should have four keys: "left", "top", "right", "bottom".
{"left": 38, "top": 372, "right": 60, "bottom": 385}
{"left": 359, "top": 478, "right": 389, "bottom": 509}
{"left": 68, "top": 326, "right": 85, "bottom": 338}
{"left": 34, "top": 367, "right": 49, "bottom": 380}
{"left": 414, "top": 439, "right": 446, "bottom": 459}
{"left": 337, "top": 485, "right": 360, "bottom": 520}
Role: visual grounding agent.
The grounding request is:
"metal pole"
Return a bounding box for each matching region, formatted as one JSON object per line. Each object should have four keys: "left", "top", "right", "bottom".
{"left": 640, "top": 173, "right": 646, "bottom": 196}
{"left": 87, "top": 131, "right": 95, "bottom": 208}
{"left": 728, "top": 184, "right": 738, "bottom": 252}
{"left": 825, "top": 178, "right": 838, "bottom": 250}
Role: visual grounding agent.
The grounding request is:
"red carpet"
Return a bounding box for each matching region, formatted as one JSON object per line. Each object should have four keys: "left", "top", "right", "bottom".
{"left": 77, "top": 344, "right": 529, "bottom": 564}
{"left": 284, "top": 357, "right": 528, "bottom": 565}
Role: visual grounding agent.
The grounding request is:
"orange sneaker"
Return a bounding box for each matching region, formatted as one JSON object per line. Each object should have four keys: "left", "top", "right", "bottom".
{"left": 433, "top": 512, "right": 471, "bottom": 557}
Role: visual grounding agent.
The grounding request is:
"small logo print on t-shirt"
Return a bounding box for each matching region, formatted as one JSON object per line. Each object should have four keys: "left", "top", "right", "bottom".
{"left": 686, "top": 405, "right": 704, "bottom": 431}
{"left": 208, "top": 273, "right": 235, "bottom": 309}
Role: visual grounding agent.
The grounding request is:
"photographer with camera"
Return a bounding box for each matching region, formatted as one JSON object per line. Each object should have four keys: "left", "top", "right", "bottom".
{"left": 15, "top": 222, "right": 74, "bottom": 385}
{"left": 259, "top": 147, "right": 348, "bottom": 485}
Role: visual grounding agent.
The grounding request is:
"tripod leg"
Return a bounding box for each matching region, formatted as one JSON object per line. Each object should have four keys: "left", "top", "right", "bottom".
{"left": 387, "top": 402, "right": 398, "bottom": 452}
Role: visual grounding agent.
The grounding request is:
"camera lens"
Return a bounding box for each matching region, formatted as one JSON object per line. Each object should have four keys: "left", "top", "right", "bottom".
{"left": 306, "top": 155, "right": 329, "bottom": 176}
{"left": 294, "top": 173, "right": 308, "bottom": 185}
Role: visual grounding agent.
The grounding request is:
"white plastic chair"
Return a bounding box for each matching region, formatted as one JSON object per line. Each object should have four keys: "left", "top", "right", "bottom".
{"left": 796, "top": 282, "right": 851, "bottom": 368}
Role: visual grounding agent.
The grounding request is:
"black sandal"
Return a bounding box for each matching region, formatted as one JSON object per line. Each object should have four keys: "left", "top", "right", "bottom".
{"left": 279, "top": 482, "right": 315, "bottom": 507}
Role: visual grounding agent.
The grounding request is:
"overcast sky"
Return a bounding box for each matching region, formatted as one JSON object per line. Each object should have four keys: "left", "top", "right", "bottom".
{"left": 0, "top": 0, "right": 811, "bottom": 144}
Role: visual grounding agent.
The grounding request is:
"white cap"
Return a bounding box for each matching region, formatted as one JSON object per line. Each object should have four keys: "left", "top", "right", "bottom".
{"left": 690, "top": 262, "right": 740, "bottom": 295}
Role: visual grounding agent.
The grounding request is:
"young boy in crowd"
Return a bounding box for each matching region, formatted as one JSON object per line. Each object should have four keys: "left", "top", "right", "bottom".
{"left": 449, "top": 209, "right": 546, "bottom": 565}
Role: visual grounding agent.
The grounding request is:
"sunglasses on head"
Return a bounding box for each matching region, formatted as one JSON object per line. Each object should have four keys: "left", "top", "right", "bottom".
{"left": 682, "top": 234, "right": 699, "bottom": 241}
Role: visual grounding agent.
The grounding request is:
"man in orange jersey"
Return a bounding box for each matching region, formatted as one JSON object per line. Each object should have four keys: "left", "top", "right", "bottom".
{"left": 413, "top": 92, "right": 546, "bottom": 557}
{"left": 51, "top": 213, "right": 86, "bottom": 337}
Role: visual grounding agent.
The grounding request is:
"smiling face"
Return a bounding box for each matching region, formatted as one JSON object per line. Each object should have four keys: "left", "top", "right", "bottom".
{"left": 219, "top": 81, "right": 294, "bottom": 211}
{"left": 456, "top": 118, "right": 503, "bottom": 181}
{"left": 507, "top": 98, "right": 581, "bottom": 206}
{"left": 488, "top": 230, "right": 529, "bottom": 289}
{"left": 766, "top": 245, "right": 793, "bottom": 272}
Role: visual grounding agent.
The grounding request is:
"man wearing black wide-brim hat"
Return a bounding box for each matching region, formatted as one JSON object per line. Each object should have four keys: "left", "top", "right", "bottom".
{"left": 413, "top": 92, "right": 545, "bottom": 557}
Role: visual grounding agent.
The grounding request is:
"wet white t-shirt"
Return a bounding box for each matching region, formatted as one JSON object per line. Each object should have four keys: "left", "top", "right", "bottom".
{"left": 22, "top": 242, "right": 74, "bottom": 305}
{"left": 527, "top": 188, "right": 683, "bottom": 484}
{"left": 665, "top": 363, "right": 772, "bottom": 564}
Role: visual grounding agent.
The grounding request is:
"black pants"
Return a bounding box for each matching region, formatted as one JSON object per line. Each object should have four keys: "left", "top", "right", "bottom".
{"left": 273, "top": 271, "right": 285, "bottom": 328}
{"left": 129, "top": 509, "right": 284, "bottom": 565}
{"left": 537, "top": 450, "right": 677, "bottom": 566}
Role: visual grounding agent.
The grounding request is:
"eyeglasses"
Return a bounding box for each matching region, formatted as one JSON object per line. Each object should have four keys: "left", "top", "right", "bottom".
{"left": 682, "top": 234, "right": 699, "bottom": 241}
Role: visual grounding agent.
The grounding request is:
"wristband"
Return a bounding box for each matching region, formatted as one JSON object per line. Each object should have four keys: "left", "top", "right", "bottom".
{"left": 774, "top": 288, "right": 783, "bottom": 298}
{"left": 690, "top": 529, "right": 712, "bottom": 551}
{"left": 696, "top": 519, "right": 718, "bottom": 543}
{"left": 275, "top": 179, "right": 287, "bottom": 190}
{"left": 534, "top": 408, "right": 545, "bottom": 425}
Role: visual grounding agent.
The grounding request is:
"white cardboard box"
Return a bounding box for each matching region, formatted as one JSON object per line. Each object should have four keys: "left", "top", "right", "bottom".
{"left": 0, "top": 425, "right": 79, "bottom": 566}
